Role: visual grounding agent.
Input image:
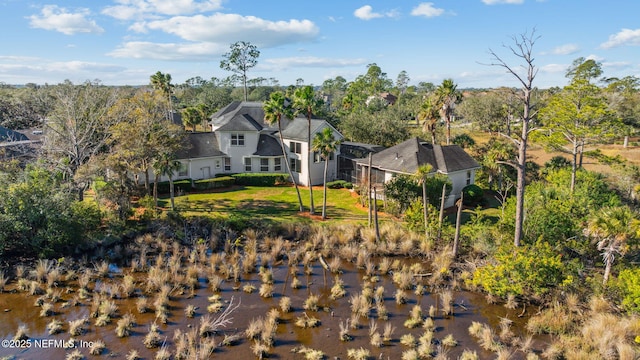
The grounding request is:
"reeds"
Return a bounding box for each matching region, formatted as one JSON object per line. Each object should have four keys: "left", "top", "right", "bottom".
{"left": 185, "top": 304, "right": 197, "bottom": 318}
{"left": 47, "top": 319, "right": 64, "bottom": 335}
{"left": 39, "top": 302, "right": 54, "bottom": 317}
{"left": 65, "top": 349, "right": 84, "bottom": 360}
{"left": 294, "top": 313, "right": 320, "bottom": 328}
{"left": 303, "top": 293, "right": 319, "bottom": 311}
{"left": 14, "top": 324, "right": 29, "bottom": 341}
{"left": 339, "top": 319, "right": 353, "bottom": 341}
{"left": 68, "top": 318, "right": 88, "bottom": 336}
{"left": 259, "top": 283, "right": 274, "bottom": 298}
{"left": 144, "top": 323, "right": 162, "bottom": 348}
{"left": 404, "top": 305, "right": 423, "bottom": 328}
{"left": 115, "top": 313, "right": 136, "bottom": 337}
{"left": 346, "top": 347, "right": 371, "bottom": 360}
{"left": 279, "top": 296, "right": 292, "bottom": 313}
{"left": 89, "top": 340, "right": 105, "bottom": 355}
{"left": 400, "top": 333, "right": 417, "bottom": 348}
{"left": 441, "top": 334, "right": 457, "bottom": 347}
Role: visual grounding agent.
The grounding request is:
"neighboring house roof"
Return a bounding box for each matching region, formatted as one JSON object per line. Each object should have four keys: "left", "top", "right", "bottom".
{"left": 357, "top": 137, "right": 480, "bottom": 174}
{"left": 380, "top": 92, "right": 397, "bottom": 105}
{"left": 253, "top": 134, "right": 283, "bottom": 156}
{"left": 340, "top": 141, "right": 386, "bottom": 160}
{"left": 177, "top": 132, "right": 226, "bottom": 159}
{"left": 279, "top": 117, "right": 338, "bottom": 142}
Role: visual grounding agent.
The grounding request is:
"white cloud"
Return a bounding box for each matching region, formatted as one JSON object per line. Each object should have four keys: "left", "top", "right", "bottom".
{"left": 551, "top": 43, "right": 580, "bottom": 55}
{"left": 263, "top": 56, "right": 367, "bottom": 70}
{"left": 354, "top": 5, "right": 382, "bottom": 20}
{"left": 541, "top": 63, "right": 568, "bottom": 73}
{"left": 411, "top": 3, "right": 445, "bottom": 18}
{"left": 102, "top": 0, "right": 223, "bottom": 20}
{"left": 481, "top": 0, "right": 524, "bottom": 4}
{"left": 28, "top": 5, "right": 104, "bottom": 35}
{"left": 108, "top": 41, "right": 227, "bottom": 60}
{"left": 600, "top": 28, "right": 640, "bottom": 49}
{"left": 138, "top": 13, "right": 319, "bottom": 47}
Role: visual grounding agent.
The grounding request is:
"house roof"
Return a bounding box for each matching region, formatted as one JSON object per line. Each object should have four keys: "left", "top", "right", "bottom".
{"left": 176, "top": 132, "right": 226, "bottom": 159}
{"left": 279, "top": 117, "right": 339, "bottom": 142}
{"left": 211, "top": 101, "right": 287, "bottom": 131}
{"left": 356, "top": 137, "right": 480, "bottom": 174}
{"left": 253, "top": 134, "right": 283, "bottom": 156}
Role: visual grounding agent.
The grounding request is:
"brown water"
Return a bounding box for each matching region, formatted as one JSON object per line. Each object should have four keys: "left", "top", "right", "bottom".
{"left": 0, "top": 260, "right": 547, "bottom": 360}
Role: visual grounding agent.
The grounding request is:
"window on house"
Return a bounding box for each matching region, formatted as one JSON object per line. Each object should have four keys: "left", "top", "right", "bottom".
{"left": 313, "top": 151, "right": 322, "bottom": 163}
{"left": 178, "top": 162, "right": 188, "bottom": 177}
{"left": 224, "top": 158, "right": 231, "bottom": 171}
{"left": 274, "top": 158, "right": 281, "bottom": 172}
{"left": 466, "top": 170, "right": 472, "bottom": 185}
{"left": 260, "top": 158, "right": 269, "bottom": 172}
{"left": 215, "top": 160, "right": 221, "bottom": 169}
{"left": 290, "top": 141, "right": 302, "bottom": 154}
{"left": 231, "top": 133, "right": 245, "bottom": 146}
{"left": 290, "top": 158, "right": 301, "bottom": 173}
{"left": 244, "top": 157, "right": 252, "bottom": 172}
{"left": 329, "top": 151, "right": 334, "bottom": 160}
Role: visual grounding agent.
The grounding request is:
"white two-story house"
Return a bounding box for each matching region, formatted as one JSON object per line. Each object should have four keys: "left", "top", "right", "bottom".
{"left": 157, "top": 101, "right": 342, "bottom": 187}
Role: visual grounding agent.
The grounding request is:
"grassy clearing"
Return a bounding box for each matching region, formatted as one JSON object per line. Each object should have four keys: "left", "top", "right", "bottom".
{"left": 163, "top": 185, "right": 377, "bottom": 224}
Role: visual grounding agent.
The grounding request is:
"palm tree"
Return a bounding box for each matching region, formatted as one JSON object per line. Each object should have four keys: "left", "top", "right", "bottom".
{"left": 417, "top": 96, "right": 440, "bottom": 144}
{"left": 182, "top": 107, "right": 203, "bottom": 132}
{"left": 435, "top": 79, "right": 462, "bottom": 145}
{"left": 412, "top": 164, "right": 434, "bottom": 238}
{"left": 150, "top": 71, "right": 174, "bottom": 109}
{"left": 293, "top": 85, "right": 320, "bottom": 215}
{"left": 263, "top": 91, "right": 304, "bottom": 212}
{"left": 585, "top": 206, "right": 640, "bottom": 285}
{"left": 153, "top": 152, "right": 182, "bottom": 211}
{"left": 312, "top": 127, "right": 341, "bottom": 219}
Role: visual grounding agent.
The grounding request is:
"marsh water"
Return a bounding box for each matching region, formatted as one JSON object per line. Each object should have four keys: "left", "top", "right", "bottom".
{"left": 0, "top": 258, "right": 547, "bottom": 360}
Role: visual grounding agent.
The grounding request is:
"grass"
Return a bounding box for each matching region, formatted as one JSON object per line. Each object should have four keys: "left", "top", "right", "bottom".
{"left": 170, "top": 185, "right": 376, "bottom": 224}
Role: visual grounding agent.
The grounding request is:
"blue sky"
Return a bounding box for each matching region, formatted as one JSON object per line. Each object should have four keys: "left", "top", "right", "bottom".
{"left": 1, "top": 0, "right": 639, "bottom": 88}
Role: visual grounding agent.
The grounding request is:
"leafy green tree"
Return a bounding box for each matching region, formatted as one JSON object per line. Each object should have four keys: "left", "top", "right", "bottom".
{"left": 617, "top": 268, "right": 640, "bottom": 313}
{"left": 220, "top": 41, "right": 260, "bottom": 102}
{"left": 339, "top": 106, "right": 409, "bottom": 147}
{"left": 435, "top": 79, "right": 462, "bottom": 145}
{"left": 181, "top": 106, "right": 205, "bottom": 131}
{"left": 293, "top": 85, "right": 323, "bottom": 214}
{"left": 537, "top": 58, "right": 617, "bottom": 193}
{"left": 395, "top": 70, "right": 410, "bottom": 95}
{"left": 312, "top": 127, "right": 341, "bottom": 219}
{"left": 585, "top": 206, "right": 640, "bottom": 285}
{"left": 263, "top": 91, "right": 304, "bottom": 212}
{"left": 413, "top": 164, "right": 433, "bottom": 238}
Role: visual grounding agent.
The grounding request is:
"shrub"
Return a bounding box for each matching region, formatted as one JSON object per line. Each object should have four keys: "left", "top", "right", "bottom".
{"left": 194, "top": 176, "right": 235, "bottom": 190}
{"left": 462, "top": 184, "right": 484, "bottom": 206}
{"left": 327, "top": 180, "right": 352, "bottom": 189}
{"left": 155, "top": 179, "right": 192, "bottom": 194}
{"left": 617, "top": 268, "right": 640, "bottom": 313}
{"left": 470, "top": 241, "right": 573, "bottom": 298}
{"left": 231, "top": 173, "right": 289, "bottom": 186}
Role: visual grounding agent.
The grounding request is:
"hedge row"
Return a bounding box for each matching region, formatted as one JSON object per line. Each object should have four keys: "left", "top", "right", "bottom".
{"left": 153, "top": 173, "right": 291, "bottom": 193}
{"left": 193, "top": 176, "right": 235, "bottom": 190}
{"left": 231, "top": 173, "right": 289, "bottom": 186}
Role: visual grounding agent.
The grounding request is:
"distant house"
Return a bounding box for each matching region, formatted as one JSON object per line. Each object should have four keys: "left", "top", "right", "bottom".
{"left": 0, "top": 126, "right": 42, "bottom": 162}
{"left": 355, "top": 137, "right": 481, "bottom": 207}
{"left": 338, "top": 141, "right": 386, "bottom": 183}
{"left": 155, "top": 101, "right": 343, "bottom": 186}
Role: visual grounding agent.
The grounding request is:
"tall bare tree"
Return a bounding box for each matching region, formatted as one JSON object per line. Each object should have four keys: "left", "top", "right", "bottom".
{"left": 488, "top": 30, "right": 539, "bottom": 247}
{"left": 220, "top": 41, "right": 260, "bottom": 102}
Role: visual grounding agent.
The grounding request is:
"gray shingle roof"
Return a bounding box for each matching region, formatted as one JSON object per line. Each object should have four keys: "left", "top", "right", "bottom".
{"left": 176, "top": 132, "right": 226, "bottom": 159}
{"left": 279, "top": 117, "right": 328, "bottom": 141}
{"left": 0, "top": 126, "right": 29, "bottom": 142}
{"left": 211, "top": 101, "right": 287, "bottom": 131}
{"left": 356, "top": 137, "right": 480, "bottom": 174}
{"left": 253, "top": 134, "right": 283, "bottom": 156}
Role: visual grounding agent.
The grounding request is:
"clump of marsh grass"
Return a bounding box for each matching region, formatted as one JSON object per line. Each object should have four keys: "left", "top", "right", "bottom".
{"left": 39, "top": 302, "right": 55, "bottom": 317}
{"left": 526, "top": 301, "right": 574, "bottom": 335}
{"left": 185, "top": 304, "right": 197, "bottom": 318}
{"left": 65, "top": 349, "right": 84, "bottom": 360}
{"left": 350, "top": 293, "right": 371, "bottom": 318}
{"left": 279, "top": 296, "right": 292, "bottom": 313}
{"left": 221, "top": 333, "right": 242, "bottom": 346}
{"left": 404, "top": 305, "right": 423, "bottom": 329}
{"left": 347, "top": 347, "right": 371, "bottom": 360}
{"left": 251, "top": 342, "right": 270, "bottom": 359}
{"left": 89, "top": 340, "right": 106, "bottom": 355}
{"left": 383, "top": 323, "right": 395, "bottom": 342}
{"left": 259, "top": 283, "right": 274, "bottom": 298}
{"left": 292, "top": 346, "right": 325, "bottom": 360}
{"left": 68, "top": 318, "right": 88, "bottom": 336}
{"left": 14, "top": 324, "right": 29, "bottom": 341}
{"left": 294, "top": 313, "right": 320, "bottom": 328}
{"left": 126, "top": 349, "right": 140, "bottom": 360}
{"left": 402, "top": 349, "right": 420, "bottom": 360}
{"left": 400, "top": 333, "right": 417, "bottom": 348}
{"left": 136, "top": 297, "right": 149, "bottom": 314}
{"left": 339, "top": 319, "right": 353, "bottom": 341}
{"left": 439, "top": 290, "right": 454, "bottom": 316}
{"left": 116, "top": 313, "right": 136, "bottom": 338}
{"left": 47, "top": 319, "right": 64, "bottom": 335}
{"left": 303, "top": 293, "right": 319, "bottom": 311}
{"left": 441, "top": 333, "right": 458, "bottom": 347}
{"left": 459, "top": 350, "right": 479, "bottom": 360}
{"left": 330, "top": 276, "right": 347, "bottom": 299}
{"left": 395, "top": 289, "right": 408, "bottom": 305}
{"left": 0, "top": 271, "right": 8, "bottom": 292}
{"left": 144, "top": 323, "right": 162, "bottom": 348}
{"left": 121, "top": 275, "right": 136, "bottom": 298}
{"left": 242, "top": 283, "right": 256, "bottom": 293}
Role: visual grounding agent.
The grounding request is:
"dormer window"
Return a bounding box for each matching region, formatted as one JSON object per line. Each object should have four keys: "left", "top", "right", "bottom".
{"left": 290, "top": 141, "right": 302, "bottom": 154}
{"left": 231, "top": 134, "right": 245, "bottom": 146}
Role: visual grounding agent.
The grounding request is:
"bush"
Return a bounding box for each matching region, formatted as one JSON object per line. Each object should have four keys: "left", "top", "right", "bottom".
{"left": 327, "top": 180, "right": 352, "bottom": 189}
{"left": 231, "top": 173, "right": 289, "bottom": 186}
{"left": 469, "top": 241, "right": 573, "bottom": 298}
{"left": 155, "top": 179, "right": 192, "bottom": 194}
{"left": 462, "top": 184, "right": 484, "bottom": 206}
{"left": 194, "top": 176, "right": 235, "bottom": 190}
{"left": 617, "top": 268, "right": 640, "bottom": 313}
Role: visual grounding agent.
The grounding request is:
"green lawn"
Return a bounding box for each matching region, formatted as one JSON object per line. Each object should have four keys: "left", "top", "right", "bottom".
{"left": 164, "top": 185, "right": 374, "bottom": 224}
